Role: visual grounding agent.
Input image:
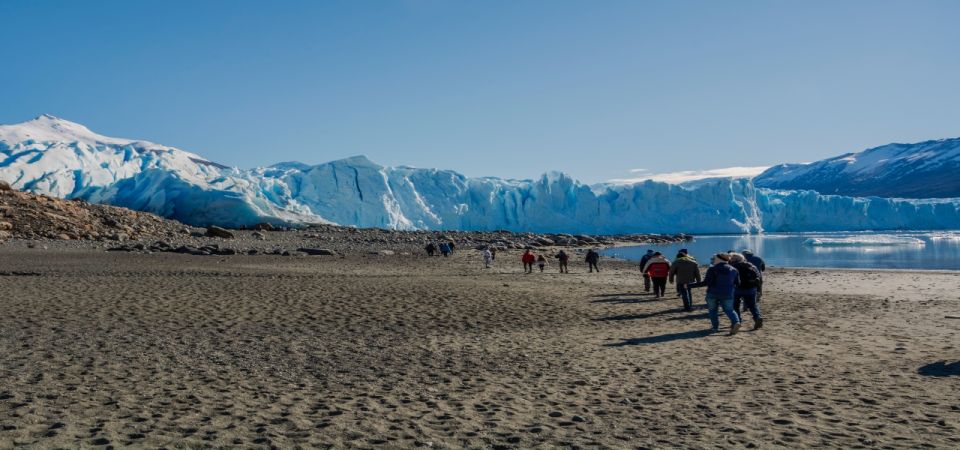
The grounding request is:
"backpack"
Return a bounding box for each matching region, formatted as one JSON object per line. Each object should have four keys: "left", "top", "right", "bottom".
{"left": 737, "top": 262, "right": 761, "bottom": 289}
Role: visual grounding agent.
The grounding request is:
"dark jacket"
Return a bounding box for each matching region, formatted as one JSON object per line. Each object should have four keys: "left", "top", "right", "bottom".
{"left": 585, "top": 250, "right": 600, "bottom": 263}
{"left": 744, "top": 254, "right": 766, "bottom": 274}
{"left": 556, "top": 251, "right": 569, "bottom": 262}
{"left": 688, "top": 262, "right": 740, "bottom": 298}
{"left": 669, "top": 255, "right": 701, "bottom": 285}
{"left": 638, "top": 252, "right": 654, "bottom": 274}
{"left": 731, "top": 261, "right": 762, "bottom": 290}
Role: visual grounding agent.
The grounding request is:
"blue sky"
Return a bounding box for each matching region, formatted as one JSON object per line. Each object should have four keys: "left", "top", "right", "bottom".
{"left": 2, "top": 0, "right": 958, "bottom": 183}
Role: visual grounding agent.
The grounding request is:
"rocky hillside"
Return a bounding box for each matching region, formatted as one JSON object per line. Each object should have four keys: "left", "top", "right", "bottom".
{"left": 0, "top": 181, "right": 189, "bottom": 242}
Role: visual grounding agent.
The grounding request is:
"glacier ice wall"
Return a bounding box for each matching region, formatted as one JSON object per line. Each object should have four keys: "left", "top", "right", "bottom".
{"left": 3, "top": 116, "right": 960, "bottom": 233}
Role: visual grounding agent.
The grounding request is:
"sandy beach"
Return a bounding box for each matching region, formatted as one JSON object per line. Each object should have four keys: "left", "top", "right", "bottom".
{"left": 1, "top": 247, "right": 958, "bottom": 449}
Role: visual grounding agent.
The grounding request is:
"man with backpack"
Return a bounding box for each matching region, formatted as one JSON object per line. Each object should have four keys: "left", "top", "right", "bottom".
{"left": 556, "top": 250, "right": 570, "bottom": 273}
{"left": 638, "top": 249, "right": 655, "bottom": 292}
{"left": 729, "top": 253, "right": 763, "bottom": 329}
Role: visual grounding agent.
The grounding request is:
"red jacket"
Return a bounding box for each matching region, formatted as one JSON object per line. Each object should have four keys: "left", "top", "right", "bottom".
{"left": 645, "top": 261, "right": 670, "bottom": 278}
{"left": 522, "top": 253, "right": 536, "bottom": 264}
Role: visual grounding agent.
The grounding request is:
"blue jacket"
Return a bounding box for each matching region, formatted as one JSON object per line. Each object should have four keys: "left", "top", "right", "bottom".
{"left": 688, "top": 262, "right": 740, "bottom": 298}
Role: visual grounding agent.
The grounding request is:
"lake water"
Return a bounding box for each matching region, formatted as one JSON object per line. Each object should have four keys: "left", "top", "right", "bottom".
{"left": 602, "top": 231, "right": 960, "bottom": 271}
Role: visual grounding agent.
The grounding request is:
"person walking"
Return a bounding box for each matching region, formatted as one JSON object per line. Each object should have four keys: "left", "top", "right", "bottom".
{"left": 439, "top": 242, "right": 451, "bottom": 257}
{"left": 687, "top": 253, "right": 742, "bottom": 335}
{"left": 537, "top": 254, "right": 547, "bottom": 272}
{"left": 729, "top": 253, "right": 763, "bottom": 329}
{"left": 669, "top": 251, "right": 701, "bottom": 311}
{"left": 425, "top": 242, "right": 436, "bottom": 257}
{"left": 742, "top": 249, "right": 766, "bottom": 300}
{"left": 585, "top": 248, "right": 601, "bottom": 273}
{"left": 642, "top": 252, "right": 671, "bottom": 298}
{"left": 521, "top": 249, "right": 536, "bottom": 274}
{"left": 490, "top": 247, "right": 497, "bottom": 261}
{"left": 638, "top": 249, "right": 655, "bottom": 292}
{"left": 556, "top": 250, "right": 570, "bottom": 273}
{"left": 483, "top": 248, "right": 493, "bottom": 269}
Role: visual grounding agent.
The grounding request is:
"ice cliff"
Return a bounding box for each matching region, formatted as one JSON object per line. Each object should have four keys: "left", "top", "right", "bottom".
{"left": 2, "top": 115, "right": 959, "bottom": 233}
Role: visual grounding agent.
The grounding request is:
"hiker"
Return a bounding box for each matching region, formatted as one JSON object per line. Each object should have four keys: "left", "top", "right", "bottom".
{"left": 742, "top": 249, "right": 766, "bottom": 300}
{"left": 521, "top": 249, "right": 536, "bottom": 273}
{"left": 490, "top": 247, "right": 497, "bottom": 261}
{"left": 729, "top": 253, "right": 763, "bottom": 329}
{"left": 669, "top": 251, "right": 701, "bottom": 311}
{"left": 537, "top": 254, "right": 547, "bottom": 272}
{"left": 448, "top": 241, "right": 456, "bottom": 253}
{"left": 638, "top": 249, "right": 655, "bottom": 292}
{"left": 687, "top": 253, "right": 742, "bottom": 335}
{"left": 483, "top": 248, "right": 493, "bottom": 268}
{"left": 642, "top": 251, "right": 671, "bottom": 298}
{"left": 439, "top": 242, "right": 451, "bottom": 257}
{"left": 585, "top": 248, "right": 600, "bottom": 273}
{"left": 425, "top": 242, "right": 437, "bottom": 257}
{"left": 556, "top": 250, "right": 570, "bottom": 273}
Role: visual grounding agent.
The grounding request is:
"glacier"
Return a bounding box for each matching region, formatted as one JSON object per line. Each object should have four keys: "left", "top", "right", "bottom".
{"left": 2, "top": 115, "right": 960, "bottom": 234}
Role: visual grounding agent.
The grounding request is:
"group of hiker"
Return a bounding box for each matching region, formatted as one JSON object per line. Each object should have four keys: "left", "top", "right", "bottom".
{"left": 424, "top": 241, "right": 458, "bottom": 257}
{"left": 639, "top": 248, "right": 766, "bottom": 334}
{"left": 518, "top": 248, "right": 600, "bottom": 274}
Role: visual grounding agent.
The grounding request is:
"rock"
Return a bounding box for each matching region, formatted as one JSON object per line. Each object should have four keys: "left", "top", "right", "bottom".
{"left": 108, "top": 232, "right": 128, "bottom": 241}
{"left": 572, "top": 415, "right": 587, "bottom": 423}
{"left": 0, "top": 222, "right": 11, "bottom": 231}
{"left": 57, "top": 233, "right": 72, "bottom": 240}
{"left": 253, "top": 222, "right": 274, "bottom": 231}
{"left": 205, "top": 226, "right": 234, "bottom": 239}
{"left": 252, "top": 231, "right": 266, "bottom": 240}
{"left": 378, "top": 250, "right": 395, "bottom": 256}
{"left": 0, "top": 230, "right": 10, "bottom": 240}
{"left": 0, "top": 181, "right": 11, "bottom": 191}
{"left": 298, "top": 247, "right": 337, "bottom": 256}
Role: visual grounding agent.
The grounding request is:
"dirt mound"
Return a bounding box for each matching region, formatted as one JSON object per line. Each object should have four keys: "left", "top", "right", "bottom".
{"left": 0, "top": 189, "right": 189, "bottom": 242}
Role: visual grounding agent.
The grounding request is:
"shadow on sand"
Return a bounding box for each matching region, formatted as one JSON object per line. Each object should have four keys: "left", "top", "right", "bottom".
{"left": 594, "top": 308, "right": 687, "bottom": 321}
{"left": 604, "top": 329, "right": 714, "bottom": 346}
{"left": 918, "top": 361, "right": 960, "bottom": 377}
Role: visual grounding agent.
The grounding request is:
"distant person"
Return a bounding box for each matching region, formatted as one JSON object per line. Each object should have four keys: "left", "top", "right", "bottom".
{"left": 642, "top": 252, "right": 671, "bottom": 298}
{"left": 448, "top": 241, "right": 456, "bottom": 253}
{"left": 638, "top": 249, "right": 655, "bottom": 292}
{"left": 483, "top": 248, "right": 493, "bottom": 268}
{"left": 729, "top": 253, "right": 763, "bottom": 329}
{"left": 669, "top": 251, "right": 701, "bottom": 311}
{"left": 490, "top": 247, "right": 497, "bottom": 261}
{"left": 585, "top": 249, "right": 601, "bottom": 273}
{"left": 521, "top": 249, "right": 536, "bottom": 273}
{"left": 742, "top": 249, "right": 766, "bottom": 300}
{"left": 439, "top": 242, "right": 451, "bottom": 257}
{"left": 687, "top": 253, "right": 742, "bottom": 335}
{"left": 537, "top": 254, "right": 547, "bottom": 272}
{"left": 425, "top": 242, "right": 437, "bottom": 257}
{"left": 556, "top": 250, "right": 570, "bottom": 273}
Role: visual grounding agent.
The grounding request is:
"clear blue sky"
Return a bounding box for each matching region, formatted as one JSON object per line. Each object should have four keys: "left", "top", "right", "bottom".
{"left": 2, "top": 0, "right": 958, "bottom": 182}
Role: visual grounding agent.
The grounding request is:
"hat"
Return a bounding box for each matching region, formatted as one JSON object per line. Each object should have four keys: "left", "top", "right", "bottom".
{"left": 646, "top": 249, "right": 654, "bottom": 254}
{"left": 679, "top": 248, "right": 689, "bottom": 254}
{"left": 715, "top": 253, "right": 730, "bottom": 262}
{"left": 742, "top": 249, "right": 754, "bottom": 255}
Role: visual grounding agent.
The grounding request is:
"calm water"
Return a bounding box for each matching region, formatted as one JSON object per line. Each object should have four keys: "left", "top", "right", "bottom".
{"left": 602, "top": 231, "right": 960, "bottom": 270}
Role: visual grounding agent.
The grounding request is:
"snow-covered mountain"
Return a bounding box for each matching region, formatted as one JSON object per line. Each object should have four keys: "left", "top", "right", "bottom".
{"left": 753, "top": 138, "right": 960, "bottom": 198}
{"left": 2, "top": 115, "right": 959, "bottom": 233}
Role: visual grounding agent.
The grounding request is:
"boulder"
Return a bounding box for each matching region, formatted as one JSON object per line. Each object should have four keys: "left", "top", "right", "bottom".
{"left": 0, "top": 181, "right": 10, "bottom": 191}
{"left": 205, "top": 226, "right": 235, "bottom": 239}
{"left": 252, "top": 231, "right": 266, "bottom": 240}
{"left": 0, "top": 222, "right": 12, "bottom": 231}
{"left": 253, "top": 222, "right": 274, "bottom": 231}
{"left": 298, "top": 247, "right": 337, "bottom": 256}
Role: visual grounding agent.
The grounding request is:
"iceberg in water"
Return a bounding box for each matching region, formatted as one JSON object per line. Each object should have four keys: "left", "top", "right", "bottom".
{"left": 803, "top": 236, "right": 927, "bottom": 247}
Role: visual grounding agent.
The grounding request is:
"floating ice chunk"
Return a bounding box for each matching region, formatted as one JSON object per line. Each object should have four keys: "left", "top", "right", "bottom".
{"left": 927, "top": 232, "right": 960, "bottom": 241}
{"left": 803, "top": 236, "right": 926, "bottom": 247}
